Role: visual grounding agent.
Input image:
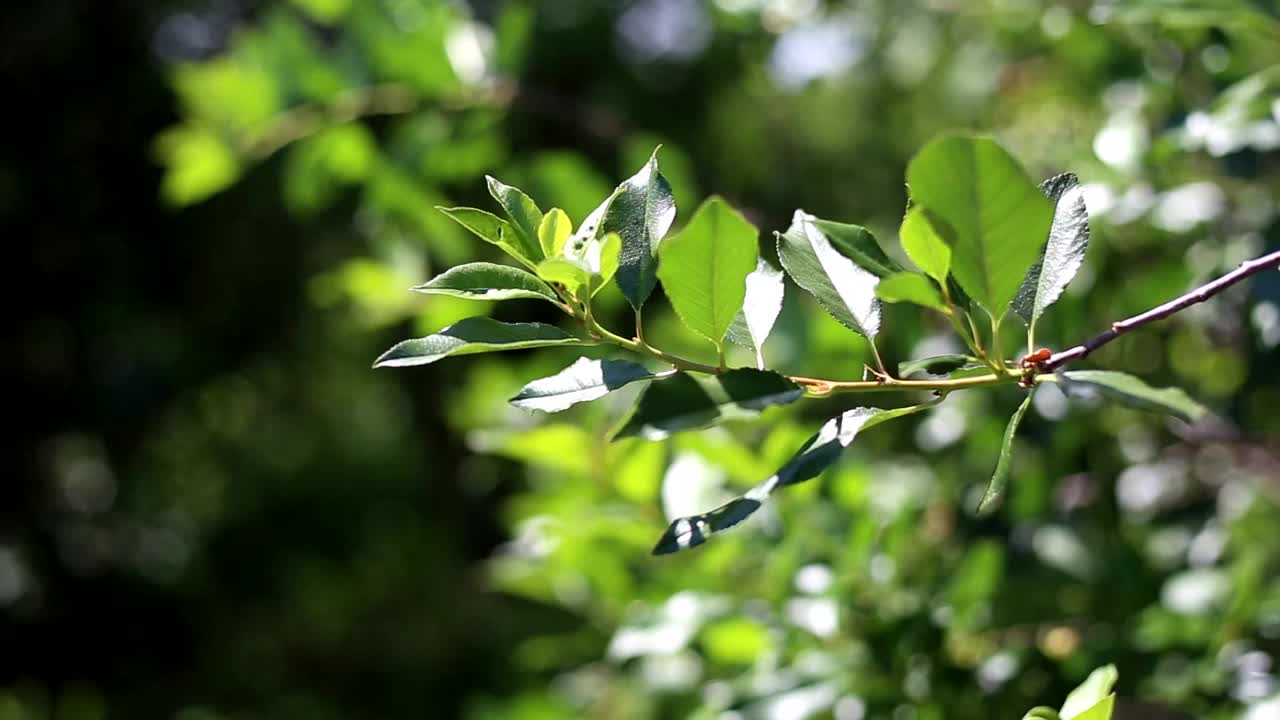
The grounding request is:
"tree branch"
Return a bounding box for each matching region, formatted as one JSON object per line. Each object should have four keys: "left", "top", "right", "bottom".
{"left": 1042, "top": 250, "right": 1280, "bottom": 371}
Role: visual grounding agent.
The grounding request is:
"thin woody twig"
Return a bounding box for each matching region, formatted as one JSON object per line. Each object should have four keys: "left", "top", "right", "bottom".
{"left": 1042, "top": 250, "right": 1280, "bottom": 372}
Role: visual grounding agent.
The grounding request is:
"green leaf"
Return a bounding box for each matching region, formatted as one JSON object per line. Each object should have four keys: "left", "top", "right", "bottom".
{"left": 898, "top": 354, "right": 978, "bottom": 377}
{"left": 486, "top": 175, "right": 544, "bottom": 262}
{"left": 652, "top": 400, "right": 939, "bottom": 554}
{"left": 899, "top": 207, "right": 952, "bottom": 284}
{"left": 657, "top": 197, "right": 759, "bottom": 349}
{"left": 538, "top": 208, "right": 573, "bottom": 258}
{"left": 436, "top": 207, "right": 530, "bottom": 267}
{"left": 1058, "top": 371, "right": 1209, "bottom": 422}
{"left": 604, "top": 148, "right": 677, "bottom": 310}
{"left": 1060, "top": 665, "right": 1119, "bottom": 720}
{"left": 811, "top": 219, "right": 904, "bottom": 278}
{"left": 535, "top": 258, "right": 592, "bottom": 296}
{"left": 612, "top": 370, "right": 802, "bottom": 441}
{"left": 1069, "top": 696, "right": 1114, "bottom": 720}
{"left": 776, "top": 210, "right": 881, "bottom": 338}
{"left": 154, "top": 125, "right": 241, "bottom": 206}
{"left": 727, "top": 259, "right": 786, "bottom": 369}
{"left": 510, "top": 357, "right": 658, "bottom": 412}
{"left": 373, "top": 317, "right": 589, "bottom": 368}
{"left": 875, "top": 272, "right": 947, "bottom": 311}
{"left": 906, "top": 134, "right": 1054, "bottom": 316}
{"left": 1013, "top": 173, "right": 1091, "bottom": 335}
{"left": 1022, "top": 708, "right": 1061, "bottom": 720}
{"left": 413, "top": 262, "right": 561, "bottom": 303}
{"left": 978, "top": 393, "right": 1034, "bottom": 514}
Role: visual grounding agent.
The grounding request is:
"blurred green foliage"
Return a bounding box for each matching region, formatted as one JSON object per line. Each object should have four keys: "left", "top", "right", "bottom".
{"left": 8, "top": 0, "right": 1280, "bottom": 718}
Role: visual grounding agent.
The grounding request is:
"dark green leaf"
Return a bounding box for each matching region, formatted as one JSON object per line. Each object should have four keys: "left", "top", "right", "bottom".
{"left": 875, "top": 272, "right": 947, "bottom": 311}
{"left": 899, "top": 207, "right": 952, "bottom": 284}
{"left": 652, "top": 401, "right": 938, "bottom": 554}
{"left": 657, "top": 197, "right": 759, "bottom": 349}
{"left": 978, "top": 393, "right": 1033, "bottom": 514}
{"left": 1060, "top": 665, "right": 1119, "bottom": 720}
{"left": 605, "top": 148, "right": 676, "bottom": 310}
{"left": 414, "top": 262, "right": 561, "bottom": 303}
{"left": 486, "top": 176, "right": 543, "bottom": 261}
{"left": 510, "top": 357, "right": 658, "bottom": 412}
{"left": 906, "top": 134, "right": 1054, "bottom": 316}
{"left": 776, "top": 210, "right": 881, "bottom": 338}
{"left": 373, "top": 317, "right": 589, "bottom": 368}
{"left": 898, "top": 354, "right": 978, "bottom": 377}
{"left": 811, "top": 218, "right": 904, "bottom": 278}
{"left": 1058, "top": 370, "right": 1209, "bottom": 422}
{"left": 1013, "top": 173, "right": 1090, "bottom": 334}
{"left": 727, "top": 259, "right": 786, "bottom": 369}
{"left": 612, "top": 369, "right": 802, "bottom": 441}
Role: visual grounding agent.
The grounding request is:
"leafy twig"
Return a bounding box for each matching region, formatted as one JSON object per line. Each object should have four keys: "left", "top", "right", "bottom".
{"left": 1042, "top": 250, "right": 1280, "bottom": 372}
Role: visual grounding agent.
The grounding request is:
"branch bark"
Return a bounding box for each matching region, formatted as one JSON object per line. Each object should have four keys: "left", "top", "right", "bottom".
{"left": 1042, "top": 250, "right": 1280, "bottom": 371}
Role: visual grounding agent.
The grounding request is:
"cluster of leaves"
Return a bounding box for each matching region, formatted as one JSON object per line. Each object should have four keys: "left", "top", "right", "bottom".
{"left": 377, "top": 134, "right": 1209, "bottom": 555}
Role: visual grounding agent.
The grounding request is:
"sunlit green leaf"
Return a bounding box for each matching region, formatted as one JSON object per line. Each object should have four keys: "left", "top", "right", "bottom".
{"left": 727, "top": 259, "right": 786, "bottom": 369}
{"left": 373, "top": 317, "right": 589, "bottom": 368}
{"left": 154, "top": 125, "right": 241, "bottom": 206}
{"left": 1069, "top": 696, "right": 1115, "bottom": 720}
{"left": 811, "top": 218, "right": 904, "bottom": 278}
{"left": 510, "top": 358, "right": 658, "bottom": 412}
{"left": 413, "top": 263, "right": 561, "bottom": 303}
{"left": 613, "top": 370, "right": 802, "bottom": 441}
{"left": 538, "top": 208, "right": 573, "bottom": 258}
{"left": 899, "top": 207, "right": 952, "bottom": 284}
{"left": 1013, "top": 173, "right": 1090, "bottom": 339}
{"left": 1057, "top": 371, "right": 1209, "bottom": 422}
{"left": 776, "top": 210, "right": 881, "bottom": 338}
{"left": 906, "top": 134, "right": 1054, "bottom": 316}
{"left": 487, "top": 175, "right": 544, "bottom": 262}
{"left": 657, "top": 197, "right": 759, "bottom": 350}
{"left": 436, "top": 207, "right": 532, "bottom": 267}
{"left": 604, "top": 148, "right": 676, "bottom": 310}
{"left": 978, "top": 393, "right": 1033, "bottom": 514}
{"left": 1060, "top": 665, "right": 1119, "bottom": 720}
{"left": 875, "top": 272, "right": 947, "bottom": 311}
{"left": 652, "top": 401, "right": 939, "bottom": 554}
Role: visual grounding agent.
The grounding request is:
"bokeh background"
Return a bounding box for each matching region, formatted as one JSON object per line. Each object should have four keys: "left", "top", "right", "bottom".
{"left": 7, "top": 0, "right": 1280, "bottom": 718}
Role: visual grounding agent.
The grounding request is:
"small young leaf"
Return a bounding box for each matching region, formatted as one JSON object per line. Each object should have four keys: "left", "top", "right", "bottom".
{"left": 538, "top": 207, "right": 573, "bottom": 258}
{"left": 612, "top": 369, "right": 802, "bottom": 441}
{"left": 811, "top": 218, "right": 904, "bottom": 278}
{"left": 652, "top": 401, "right": 939, "bottom": 554}
{"left": 906, "top": 134, "right": 1054, "bottom": 317}
{"left": 1013, "top": 173, "right": 1090, "bottom": 334}
{"left": 898, "top": 354, "right": 978, "bottom": 377}
{"left": 899, "top": 207, "right": 952, "bottom": 284}
{"left": 414, "top": 262, "right": 561, "bottom": 303}
{"left": 1058, "top": 370, "right": 1209, "bottom": 422}
{"left": 978, "top": 393, "right": 1034, "bottom": 514}
{"left": 604, "top": 148, "right": 677, "bottom": 310}
{"left": 1060, "top": 665, "right": 1119, "bottom": 720}
{"left": 436, "top": 206, "right": 530, "bottom": 266}
{"left": 657, "top": 197, "right": 759, "bottom": 349}
{"left": 486, "top": 175, "right": 544, "bottom": 261}
{"left": 875, "top": 272, "right": 947, "bottom": 311}
{"left": 777, "top": 210, "right": 881, "bottom": 338}
{"left": 727, "top": 259, "right": 786, "bottom": 369}
{"left": 373, "top": 317, "right": 589, "bottom": 368}
{"left": 536, "top": 258, "right": 592, "bottom": 295}
{"left": 1068, "top": 696, "right": 1114, "bottom": 720}
{"left": 510, "top": 357, "right": 658, "bottom": 412}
